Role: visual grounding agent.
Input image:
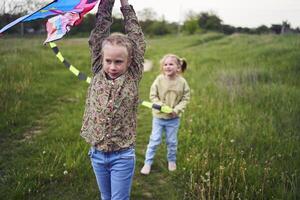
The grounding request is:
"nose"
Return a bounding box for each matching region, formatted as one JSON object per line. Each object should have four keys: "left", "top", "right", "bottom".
{"left": 110, "top": 62, "right": 117, "bottom": 70}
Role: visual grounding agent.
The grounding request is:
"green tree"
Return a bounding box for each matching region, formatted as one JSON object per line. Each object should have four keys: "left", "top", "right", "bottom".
{"left": 198, "top": 12, "right": 222, "bottom": 32}
{"left": 183, "top": 19, "right": 198, "bottom": 34}
{"left": 222, "top": 24, "right": 236, "bottom": 35}
{"left": 182, "top": 11, "right": 199, "bottom": 34}
{"left": 270, "top": 24, "right": 282, "bottom": 34}
{"left": 148, "top": 20, "right": 171, "bottom": 35}
{"left": 255, "top": 25, "right": 270, "bottom": 34}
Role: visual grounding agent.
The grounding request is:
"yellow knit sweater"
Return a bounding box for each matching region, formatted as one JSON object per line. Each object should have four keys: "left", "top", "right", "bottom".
{"left": 150, "top": 74, "right": 190, "bottom": 119}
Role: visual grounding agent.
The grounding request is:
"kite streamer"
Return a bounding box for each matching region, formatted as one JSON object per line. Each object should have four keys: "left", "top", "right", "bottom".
{"left": 49, "top": 42, "right": 91, "bottom": 83}
{"left": 49, "top": 42, "right": 173, "bottom": 114}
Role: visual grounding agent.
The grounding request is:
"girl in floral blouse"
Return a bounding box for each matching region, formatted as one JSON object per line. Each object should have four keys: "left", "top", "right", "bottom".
{"left": 80, "top": 0, "right": 145, "bottom": 199}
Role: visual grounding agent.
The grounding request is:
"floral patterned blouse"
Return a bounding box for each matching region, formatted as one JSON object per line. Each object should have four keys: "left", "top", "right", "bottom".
{"left": 80, "top": 0, "right": 146, "bottom": 152}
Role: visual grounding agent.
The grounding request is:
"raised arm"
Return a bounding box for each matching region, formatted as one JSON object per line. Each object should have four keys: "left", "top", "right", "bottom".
{"left": 120, "top": 0, "right": 146, "bottom": 79}
{"left": 89, "top": 0, "right": 115, "bottom": 74}
{"left": 120, "top": 0, "right": 145, "bottom": 52}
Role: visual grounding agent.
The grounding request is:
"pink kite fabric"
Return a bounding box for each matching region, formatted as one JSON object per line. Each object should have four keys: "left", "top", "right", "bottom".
{"left": 44, "top": 0, "right": 99, "bottom": 43}
{"left": 44, "top": 12, "right": 80, "bottom": 43}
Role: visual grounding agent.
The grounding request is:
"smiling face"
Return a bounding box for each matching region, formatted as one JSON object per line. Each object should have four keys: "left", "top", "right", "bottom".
{"left": 102, "top": 44, "right": 129, "bottom": 79}
{"left": 162, "top": 56, "right": 180, "bottom": 78}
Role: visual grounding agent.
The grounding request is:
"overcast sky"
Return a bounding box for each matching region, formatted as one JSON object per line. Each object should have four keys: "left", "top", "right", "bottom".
{"left": 112, "top": 0, "right": 300, "bottom": 28}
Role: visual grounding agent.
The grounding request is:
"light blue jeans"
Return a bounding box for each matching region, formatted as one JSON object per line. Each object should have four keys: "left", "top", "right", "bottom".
{"left": 144, "top": 117, "right": 180, "bottom": 165}
{"left": 89, "top": 147, "right": 135, "bottom": 200}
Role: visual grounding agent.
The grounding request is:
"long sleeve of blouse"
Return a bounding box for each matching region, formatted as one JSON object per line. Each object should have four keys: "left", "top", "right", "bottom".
{"left": 89, "top": 0, "right": 115, "bottom": 74}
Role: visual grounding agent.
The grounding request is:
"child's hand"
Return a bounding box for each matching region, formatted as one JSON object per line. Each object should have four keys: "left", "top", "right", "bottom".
{"left": 168, "top": 111, "right": 177, "bottom": 118}
{"left": 120, "top": 0, "right": 129, "bottom": 6}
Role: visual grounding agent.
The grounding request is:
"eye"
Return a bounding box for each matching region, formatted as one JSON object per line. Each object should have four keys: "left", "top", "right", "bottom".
{"left": 105, "top": 59, "right": 112, "bottom": 64}
{"left": 115, "top": 60, "right": 124, "bottom": 65}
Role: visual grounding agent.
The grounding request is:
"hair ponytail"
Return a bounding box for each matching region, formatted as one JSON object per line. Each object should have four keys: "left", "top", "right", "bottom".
{"left": 180, "top": 58, "right": 187, "bottom": 73}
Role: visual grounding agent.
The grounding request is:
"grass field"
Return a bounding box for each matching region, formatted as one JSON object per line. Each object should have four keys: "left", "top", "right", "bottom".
{"left": 0, "top": 33, "right": 299, "bottom": 199}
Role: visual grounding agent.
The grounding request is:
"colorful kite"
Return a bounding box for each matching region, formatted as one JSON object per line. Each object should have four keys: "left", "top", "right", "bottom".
{"left": 0, "top": 0, "right": 98, "bottom": 43}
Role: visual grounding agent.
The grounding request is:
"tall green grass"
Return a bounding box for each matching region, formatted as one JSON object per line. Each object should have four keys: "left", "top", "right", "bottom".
{"left": 173, "top": 34, "right": 300, "bottom": 199}
{"left": 0, "top": 33, "right": 299, "bottom": 199}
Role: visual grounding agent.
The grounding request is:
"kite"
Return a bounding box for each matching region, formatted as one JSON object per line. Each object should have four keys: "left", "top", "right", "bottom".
{"left": 0, "top": 0, "right": 98, "bottom": 43}
{"left": 49, "top": 42, "right": 174, "bottom": 114}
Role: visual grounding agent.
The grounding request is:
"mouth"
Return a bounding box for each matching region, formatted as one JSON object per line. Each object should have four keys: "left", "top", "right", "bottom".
{"left": 108, "top": 72, "right": 120, "bottom": 78}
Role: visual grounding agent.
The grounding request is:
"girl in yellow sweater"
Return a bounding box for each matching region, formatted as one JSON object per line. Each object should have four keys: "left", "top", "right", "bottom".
{"left": 141, "top": 54, "right": 190, "bottom": 175}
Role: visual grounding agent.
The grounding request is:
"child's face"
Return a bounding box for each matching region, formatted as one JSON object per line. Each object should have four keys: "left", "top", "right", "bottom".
{"left": 162, "top": 57, "right": 179, "bottom": 78}
{"left": 102, "top": 44, "right": 129, "bottom": 79}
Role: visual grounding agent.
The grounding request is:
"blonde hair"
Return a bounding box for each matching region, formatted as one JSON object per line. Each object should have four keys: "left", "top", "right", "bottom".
{"left": 159, "top": 54, "right": 187, "bottom": 73}
{"left": 101, "top": 33, "right": 133, "bottom": 61}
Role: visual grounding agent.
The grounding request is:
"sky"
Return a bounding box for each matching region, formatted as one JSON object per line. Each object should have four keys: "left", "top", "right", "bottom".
{"left": 111, "top": 0, "right": 300, "bottom": 28}
{"left": 4, "top": 0, "right": 300, "bottom": 28}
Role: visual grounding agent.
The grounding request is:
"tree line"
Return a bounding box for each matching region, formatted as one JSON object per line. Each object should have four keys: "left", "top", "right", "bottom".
{"left": 181, "top": 11, "right": 300, "bottom": 35}
{"left": 1, "top": 6, "right": 299, "bottom": 36}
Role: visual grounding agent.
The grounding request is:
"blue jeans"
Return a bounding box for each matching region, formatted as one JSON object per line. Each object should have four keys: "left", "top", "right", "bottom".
{"left": 89, "top": 147, "right": 135, "bottom": 200}
{"left": 144, "top": 117, "right": 180, "bottom": 165}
